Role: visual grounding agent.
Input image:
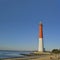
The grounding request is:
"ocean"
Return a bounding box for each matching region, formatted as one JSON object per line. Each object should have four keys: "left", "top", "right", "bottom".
{"left": 0, "top": 50, "right": 32, "bottom": 58}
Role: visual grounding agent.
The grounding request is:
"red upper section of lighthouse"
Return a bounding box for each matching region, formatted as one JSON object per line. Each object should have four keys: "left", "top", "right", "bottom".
{"left": 39, "top": 22, "right": 43, "bottom": 38}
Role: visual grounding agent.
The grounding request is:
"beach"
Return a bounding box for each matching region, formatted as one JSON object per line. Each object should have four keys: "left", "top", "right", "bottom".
{"left": 0, "top": 50, "right": 60, "bottom": 60}
{"left": 2, "top": 54, "right": 60, "bottom": 60}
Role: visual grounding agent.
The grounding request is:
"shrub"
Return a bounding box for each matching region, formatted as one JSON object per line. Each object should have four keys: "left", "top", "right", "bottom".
{"left": 52, "top": 49, "right": 60, "bottom": 54}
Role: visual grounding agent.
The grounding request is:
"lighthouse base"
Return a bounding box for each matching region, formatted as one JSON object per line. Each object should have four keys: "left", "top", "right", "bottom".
{"left": 33, "top": 51, "right": 50, "bottom": 55}
{"left": 38, "top": 38, "right": 44, "bottom": 52}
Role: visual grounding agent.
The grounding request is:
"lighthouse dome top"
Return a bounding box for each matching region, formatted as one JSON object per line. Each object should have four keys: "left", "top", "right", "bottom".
{"left": 39, "top": 21, "right": 42, "bottom": 24}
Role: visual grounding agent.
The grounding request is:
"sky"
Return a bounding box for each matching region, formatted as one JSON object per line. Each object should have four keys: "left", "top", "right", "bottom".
{"left": 0, "top": 0, "right": 60, "bottom": 51}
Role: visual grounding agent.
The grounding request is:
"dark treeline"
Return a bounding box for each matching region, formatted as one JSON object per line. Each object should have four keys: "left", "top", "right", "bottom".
{"left": 52, "top": 49, "right": 60, "bottom": 54}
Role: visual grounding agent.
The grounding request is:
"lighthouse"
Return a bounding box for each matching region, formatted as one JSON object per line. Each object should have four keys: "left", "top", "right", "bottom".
{"left": 38, "top": 22, "right": 44, "bottom": 52}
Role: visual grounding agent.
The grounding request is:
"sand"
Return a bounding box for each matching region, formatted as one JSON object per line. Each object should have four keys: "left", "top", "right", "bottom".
{"left": 2, "top": 54, "right": 60, "bottom": 60}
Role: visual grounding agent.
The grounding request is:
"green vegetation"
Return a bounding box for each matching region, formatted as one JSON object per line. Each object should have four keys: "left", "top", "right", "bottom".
{"left": 52, "top": 49, "right": 60, "bottom": 54}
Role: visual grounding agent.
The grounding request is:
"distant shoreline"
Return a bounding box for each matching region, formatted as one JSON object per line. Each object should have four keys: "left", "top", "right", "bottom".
{"left": 0, "top": 50, "right": 35, "bottom": 52}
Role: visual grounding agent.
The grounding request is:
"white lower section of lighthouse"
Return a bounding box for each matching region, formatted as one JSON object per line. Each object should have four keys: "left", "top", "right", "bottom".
{"left": 38, "top": 38, "right": 44, "bottom": 52}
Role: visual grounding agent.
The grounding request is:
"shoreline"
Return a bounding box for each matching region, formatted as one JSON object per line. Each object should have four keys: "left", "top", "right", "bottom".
{"left": 1, "top": 54, "right": 60, "bottom": 60}
{"left": 0, "top": 52, "right": 60, "bottom": 60}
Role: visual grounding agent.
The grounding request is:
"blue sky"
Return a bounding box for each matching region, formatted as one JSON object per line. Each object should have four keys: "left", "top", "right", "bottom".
{"left": 0, "top": 0, "right": 60, "bottom": 51}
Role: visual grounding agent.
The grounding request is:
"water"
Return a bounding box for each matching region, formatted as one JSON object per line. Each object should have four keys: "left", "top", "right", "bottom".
{"left": 0, "top": 50, "right": 32, "bottom": 58}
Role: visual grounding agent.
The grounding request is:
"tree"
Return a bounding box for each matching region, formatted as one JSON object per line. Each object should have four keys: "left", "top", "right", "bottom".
{"left": 52, "top": 49, "right": 60, "bottom": 54}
